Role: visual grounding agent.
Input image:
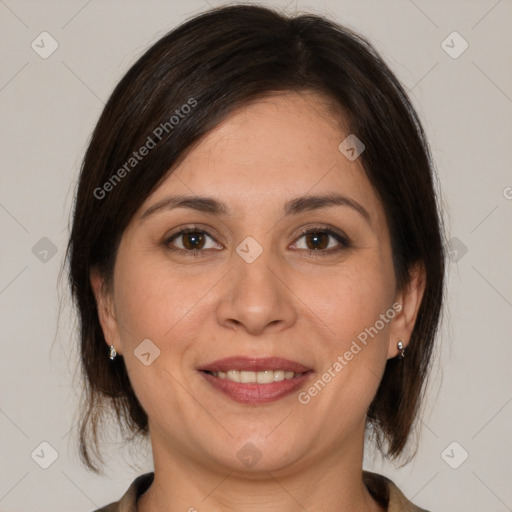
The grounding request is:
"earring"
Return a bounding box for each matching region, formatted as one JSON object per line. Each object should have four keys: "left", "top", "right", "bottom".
{"left": 109, "top": 345, "right": 117, "bottom": 360}
{"left": 397, "top": 340, "right": 405, "bottom": 359}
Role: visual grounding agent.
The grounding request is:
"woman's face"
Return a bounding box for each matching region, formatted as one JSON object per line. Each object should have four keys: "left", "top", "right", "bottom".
{"left": 92, "top": 91, "right": 422, "bottom": 476}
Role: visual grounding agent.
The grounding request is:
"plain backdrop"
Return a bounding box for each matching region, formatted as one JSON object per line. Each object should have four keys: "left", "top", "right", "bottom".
{"left": 1, "top": 0, "right": 511, "bottom": 511}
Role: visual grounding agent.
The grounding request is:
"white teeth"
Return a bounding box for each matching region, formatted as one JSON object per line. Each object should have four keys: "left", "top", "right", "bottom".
{"left": 210, "top": 369, "right": 302, "bottom": 383}
{"left": 240, "top": 371, "right": 256, "bottom": 383}
{"left": 274, "top": 370, "right": 285, "bottom": 381}
{"left": 256, "top": 370, "right": 274, "bottom": 384}
{"left": 226, "top": 370, "right": 240, "bottom": 382}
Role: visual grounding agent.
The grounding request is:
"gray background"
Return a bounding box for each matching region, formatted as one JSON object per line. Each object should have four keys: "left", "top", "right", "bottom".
{"left": 1, "top": 0, "right": 511, "bottom": 510}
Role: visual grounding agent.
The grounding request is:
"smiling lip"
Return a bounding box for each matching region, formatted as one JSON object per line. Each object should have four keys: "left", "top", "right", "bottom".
{"left": 198, "top": 357, "right": 313, "bottom": 404}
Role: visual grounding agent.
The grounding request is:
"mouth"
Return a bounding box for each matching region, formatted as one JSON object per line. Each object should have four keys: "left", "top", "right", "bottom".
{"left": 202, "top": 369, "right": 306, "bottom": 383}
{"left": 198, "top": 356, "right": 313, "bottom": 404}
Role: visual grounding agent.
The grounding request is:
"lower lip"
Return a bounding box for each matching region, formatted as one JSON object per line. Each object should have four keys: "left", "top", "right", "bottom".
{"left": 199, "top": 371, "right": 313, "bottom": 404}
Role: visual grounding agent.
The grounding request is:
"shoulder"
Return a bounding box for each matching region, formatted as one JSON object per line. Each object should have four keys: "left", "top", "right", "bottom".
{"left": 363, "top": 470, "right": 431, "bottom": 512}
{"left": 91, "top": 472, "right": 154, "bottom": 512}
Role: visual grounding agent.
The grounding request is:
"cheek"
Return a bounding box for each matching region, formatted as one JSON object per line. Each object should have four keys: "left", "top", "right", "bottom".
{"left": 111, "top": 248, "right": 223, "bottom": 390}
{"left": 305, "top": 252, "right": 396, "bottom": 344}
{"left": 113, "top": 251, "right": 198, "bottom": 342}
{"left": 297, "top": 251, "right": 395, "bottom": 409}
{"left": 111, "top": 252, "right": 214, "bottom": 423}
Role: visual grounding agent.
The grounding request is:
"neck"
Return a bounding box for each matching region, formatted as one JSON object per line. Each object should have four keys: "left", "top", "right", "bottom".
{"left": 138, "top": 429, "right": 385, "bottom": 512}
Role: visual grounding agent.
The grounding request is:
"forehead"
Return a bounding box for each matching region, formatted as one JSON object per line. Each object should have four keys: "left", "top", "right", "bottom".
{"left": 138, "top": 92, "right": 383, "bottom": 223}
{"left": 177, "top": 92, "right": 347, "bottom": 182}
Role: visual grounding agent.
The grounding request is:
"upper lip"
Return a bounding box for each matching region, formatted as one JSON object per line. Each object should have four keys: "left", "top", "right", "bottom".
{"left": 198, "top": 356, "right": 312, "bottom": 373}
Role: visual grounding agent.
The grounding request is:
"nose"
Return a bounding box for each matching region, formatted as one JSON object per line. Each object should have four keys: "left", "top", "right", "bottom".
{"left": 216, "top": 246, "right": 298, "bottom": 336}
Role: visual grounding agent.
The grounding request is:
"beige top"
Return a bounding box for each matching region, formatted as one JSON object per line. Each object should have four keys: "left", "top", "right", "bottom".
{"left": 93, "top": 471, "right": 430, "bottom": 511}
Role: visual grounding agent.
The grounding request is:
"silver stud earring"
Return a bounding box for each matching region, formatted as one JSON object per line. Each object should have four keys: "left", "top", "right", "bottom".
{"left": 397, "top": 340, "right": 405, "bottom": 359}
{"left": 109, "top": 345, "right": 117, "bottom": 360}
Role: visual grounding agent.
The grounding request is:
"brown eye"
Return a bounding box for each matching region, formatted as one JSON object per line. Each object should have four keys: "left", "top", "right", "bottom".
{"left": 292, "top": 227, "right": 350, "bottom": 254}
{"left": 181, "top": 231, "right": 206, "bottom": 250}
{"left": 164, "top": 227, "right": 223, "bottom": 255}
{"left": 304, "top": 232, "right": 330, "bottom": 251}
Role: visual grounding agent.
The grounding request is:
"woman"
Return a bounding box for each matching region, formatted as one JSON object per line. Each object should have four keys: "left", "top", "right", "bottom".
{"left": 66, "top": 4, "right": 445, "bottom": 511}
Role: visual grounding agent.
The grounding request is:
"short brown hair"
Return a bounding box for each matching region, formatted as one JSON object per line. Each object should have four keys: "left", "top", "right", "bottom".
{"left": 65, "top": 4, "right": 445, "bottom": 473}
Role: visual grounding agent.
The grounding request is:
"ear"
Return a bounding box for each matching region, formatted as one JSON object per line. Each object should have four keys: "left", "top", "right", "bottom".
{"left": 387, "top": 262, "right": 426, "bottom": 359}
{"left": 90, "top": 267, "right": 122, "bottom": 355}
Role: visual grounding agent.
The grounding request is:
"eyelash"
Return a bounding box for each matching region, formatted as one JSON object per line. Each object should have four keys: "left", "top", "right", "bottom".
{"left": 163, "top": 225, "right": 350, "bottom": 258}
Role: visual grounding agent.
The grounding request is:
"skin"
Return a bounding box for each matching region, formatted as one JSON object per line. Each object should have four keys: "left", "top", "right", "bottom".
{"left": 91, "top": 91, "right": 425, "bottom": 512}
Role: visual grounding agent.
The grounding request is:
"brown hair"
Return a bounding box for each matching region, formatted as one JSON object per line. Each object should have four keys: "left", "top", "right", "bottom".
{"left": 65, "top": 4, "right": 445, "bottom": 473}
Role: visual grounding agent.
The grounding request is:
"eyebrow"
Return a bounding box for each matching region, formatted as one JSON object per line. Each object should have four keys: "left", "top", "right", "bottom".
{"left": 139, "top": 193, "right": 371, "bottom": 224}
